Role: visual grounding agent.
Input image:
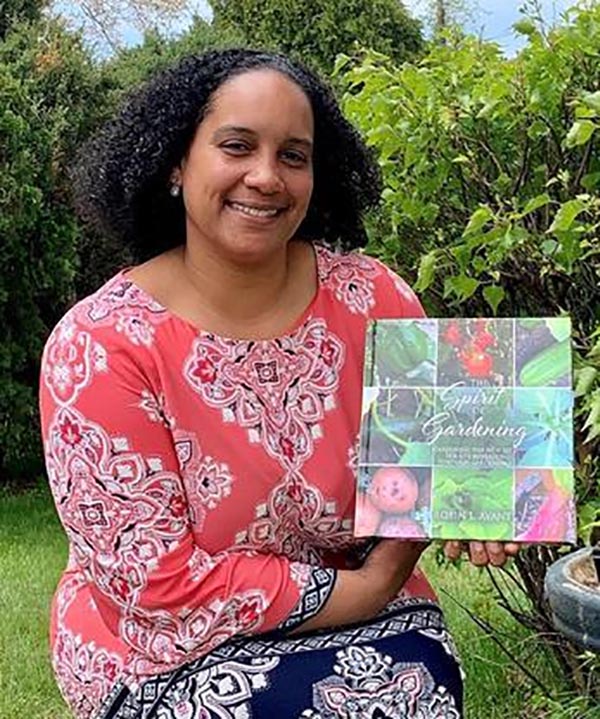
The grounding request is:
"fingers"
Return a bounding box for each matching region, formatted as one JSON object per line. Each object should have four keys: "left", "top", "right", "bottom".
{"left": 394, "top": 538, "right": 431, "bottom": 560}
{"left": 442, "top": 541, "right": 521, "bottom": 567}
{"left": 473, "top": 541, "right": 521, "bottom": 567}
{"left": 469, "top": 541, "right": 489, "bottom": 567}
{"left": 504, "top": 542, "right": 520, "bottom": 557}
{"left": 484, "top": 542, "right": 506, "bottom": 567}
{"left": 444, "top": 540, "right": 463, "bottom": 561}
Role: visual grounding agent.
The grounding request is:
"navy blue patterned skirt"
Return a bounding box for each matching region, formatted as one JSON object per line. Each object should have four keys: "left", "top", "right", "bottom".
{"left": 95, "top": 598, "right": 463, "bottom": 718}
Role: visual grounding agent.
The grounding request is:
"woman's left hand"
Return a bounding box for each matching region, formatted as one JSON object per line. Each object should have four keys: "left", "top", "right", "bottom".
{"left": 443, "top": 540, "right": 520, "bottom": 567}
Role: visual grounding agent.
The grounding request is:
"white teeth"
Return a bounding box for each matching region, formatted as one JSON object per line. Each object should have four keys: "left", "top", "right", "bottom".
{"left": 229, "top": 202, "right": 280, "bottom": 218}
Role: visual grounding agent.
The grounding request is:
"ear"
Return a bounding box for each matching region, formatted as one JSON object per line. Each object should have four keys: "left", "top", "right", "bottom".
{"left": 170, "top": 167, "right": 183, "bottom": 185}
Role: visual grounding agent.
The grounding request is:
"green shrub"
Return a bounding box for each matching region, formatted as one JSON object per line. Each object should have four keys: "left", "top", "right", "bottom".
{"left": 0, "top": 19, "right": 105, "bottom": 484}
{"left": 340, "top": 3, "right": 600, "bottom": 700}
{"left": 0, "top": 0, "right": 44, "bottom": 40}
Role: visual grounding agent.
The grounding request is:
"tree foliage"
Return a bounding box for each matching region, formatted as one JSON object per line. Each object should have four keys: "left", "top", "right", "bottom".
{"left": 101, "top": 15, "right": 243, "bottom": 99}
{"left": 209, "top": 0, "right": 423, "bottom": 75}
{"left": 0, "top": 18, "right": 106, "bottom": 482}
{"left": 0, "top": 0, "right": 45, "bottom": 40}
{"left": 341, "top": 4, "right": 600, "bottom": 702}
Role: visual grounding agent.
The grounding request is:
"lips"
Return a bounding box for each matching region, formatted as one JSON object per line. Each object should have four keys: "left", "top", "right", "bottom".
{"left": 225, "top": 200, "right": 287, "bottom": 219}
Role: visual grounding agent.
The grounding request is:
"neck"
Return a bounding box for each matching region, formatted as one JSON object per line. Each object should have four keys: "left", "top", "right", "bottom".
{"left": 178, "top": 241, "right": 297, "bottom": 326}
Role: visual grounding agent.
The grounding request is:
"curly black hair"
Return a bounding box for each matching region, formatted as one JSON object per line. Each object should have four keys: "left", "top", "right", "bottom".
{"left": 72, "top": 49, "right": 382, "bottom": 261}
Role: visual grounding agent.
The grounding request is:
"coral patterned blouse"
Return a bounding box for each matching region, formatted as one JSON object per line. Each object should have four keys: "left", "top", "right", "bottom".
{"left": 39, "top": 245, "right": 436, "bottom": 719}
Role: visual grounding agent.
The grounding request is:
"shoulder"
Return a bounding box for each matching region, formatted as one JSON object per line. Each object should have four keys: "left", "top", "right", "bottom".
{"left": 315, "top": 244, "right": 425, "bottom": 319}
{"left": 41, "top": 272, "right": 171, "bottom": 405}
{"left": 44, "top": 271, "right": 170, "bottom": 355}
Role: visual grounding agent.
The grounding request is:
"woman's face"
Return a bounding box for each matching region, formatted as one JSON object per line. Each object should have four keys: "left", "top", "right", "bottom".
{"left": 177, "top": 68, "right": 315, "bottom": 264}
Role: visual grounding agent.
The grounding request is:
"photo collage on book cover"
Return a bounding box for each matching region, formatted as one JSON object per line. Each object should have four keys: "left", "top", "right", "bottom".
{"left": 356, "top": 318, "right": 575, "bottom": 543}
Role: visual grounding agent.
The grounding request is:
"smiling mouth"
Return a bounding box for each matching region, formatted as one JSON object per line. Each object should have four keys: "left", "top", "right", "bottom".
{"left": 226, "top": 201, "right": 286, "bottom": 219}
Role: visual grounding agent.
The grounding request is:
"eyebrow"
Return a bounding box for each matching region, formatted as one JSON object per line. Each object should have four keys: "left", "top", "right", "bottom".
{"left": 212, "top": 125, "right": 313, "bottom": 149}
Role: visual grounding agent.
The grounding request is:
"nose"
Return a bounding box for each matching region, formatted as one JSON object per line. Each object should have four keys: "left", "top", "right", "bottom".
{"left": 243, "top": 153, "right": 284, "bottom": 194}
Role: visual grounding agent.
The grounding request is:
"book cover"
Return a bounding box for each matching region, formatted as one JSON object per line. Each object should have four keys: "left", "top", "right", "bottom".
{"left": 355, "top": 318, "right": 576, "bottom": 543}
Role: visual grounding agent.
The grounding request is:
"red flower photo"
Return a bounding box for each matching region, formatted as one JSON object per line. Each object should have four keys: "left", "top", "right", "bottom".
{"left": 437, "top": 318, "right": 514, "bottom": 387}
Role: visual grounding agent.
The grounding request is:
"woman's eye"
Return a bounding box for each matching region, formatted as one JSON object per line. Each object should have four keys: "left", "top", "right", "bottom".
{"left": 281, "top": 150, "right": 308, "bottom": 165}
{"left": 221, "top": 142, "right": 250, "bottom": 154}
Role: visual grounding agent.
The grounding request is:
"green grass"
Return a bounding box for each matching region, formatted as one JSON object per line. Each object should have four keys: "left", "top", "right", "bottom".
{"left": 0, "top": 488, "right": 71, "bottom": 719}
{"left": 422, "top": 552, "right": 564, "bottom": 719}
{"left": 0, "top": 488, "right": 583, "bottom": 719}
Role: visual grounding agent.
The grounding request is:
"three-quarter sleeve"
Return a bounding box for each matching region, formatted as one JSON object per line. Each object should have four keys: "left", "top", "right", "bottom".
{"left": 39, "top": 312, "right": 335, "bottom": 677}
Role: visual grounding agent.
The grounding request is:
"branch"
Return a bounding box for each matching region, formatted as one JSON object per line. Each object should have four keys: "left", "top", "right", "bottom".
{"left": 475, "top": 135, "right": 506, "bottom": 179}
{"left": 78, "top": 0, "right": 121, "bottom": 53}
{"left": 512, "top": 131, "right": 530, "bottom": 195}
{"left": 498, "top": 563, "right": 530, "bottom": 597}
{"left": 438, "top": 586, "right": 555, "bottom": 698}
{"left": 539, "top": 115, "right": 564, "bottom": 166}
{"left": 456, "top": 140, "right": 496, "bottom": 204}
{"left": 487, "top": 565, "right": 531, "bottom": 617}
{"left": 573, "top": 138, "right": 594, "bottom": 194}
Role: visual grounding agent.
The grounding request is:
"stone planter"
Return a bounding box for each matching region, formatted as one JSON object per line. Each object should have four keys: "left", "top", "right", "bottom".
{"left": 545, "top": 548, "right": 600, "bottom": 652}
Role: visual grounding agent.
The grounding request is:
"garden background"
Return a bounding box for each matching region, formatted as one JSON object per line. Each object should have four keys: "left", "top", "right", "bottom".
{"left": 1, "top": 0, "right": 599, "bottom": 716}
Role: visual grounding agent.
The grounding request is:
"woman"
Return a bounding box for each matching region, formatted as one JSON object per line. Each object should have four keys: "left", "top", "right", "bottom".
{"left": 40, "top": 49, "right": 513, "bottom": 719}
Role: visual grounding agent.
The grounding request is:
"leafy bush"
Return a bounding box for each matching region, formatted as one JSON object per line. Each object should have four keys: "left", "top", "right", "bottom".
{"left": 340, "top": 3, "right": 599, "bottom": 700}
{"left": 0, "top": 0, "right": 44, "bottom": 40}
{"left": 0, "top": 19, "right": 105, "bottom": 483}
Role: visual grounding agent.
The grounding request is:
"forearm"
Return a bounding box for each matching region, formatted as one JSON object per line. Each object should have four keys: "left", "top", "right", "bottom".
{"left": 289, "top": 569, "right": 389, "bottom": 633}
{"left": 291, "top": 540, "right": 425, "bottom": 634}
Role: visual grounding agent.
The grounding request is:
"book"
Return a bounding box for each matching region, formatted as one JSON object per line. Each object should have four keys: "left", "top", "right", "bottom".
{"left": 355, "top": 318, "right": 576, "bottom": 543}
